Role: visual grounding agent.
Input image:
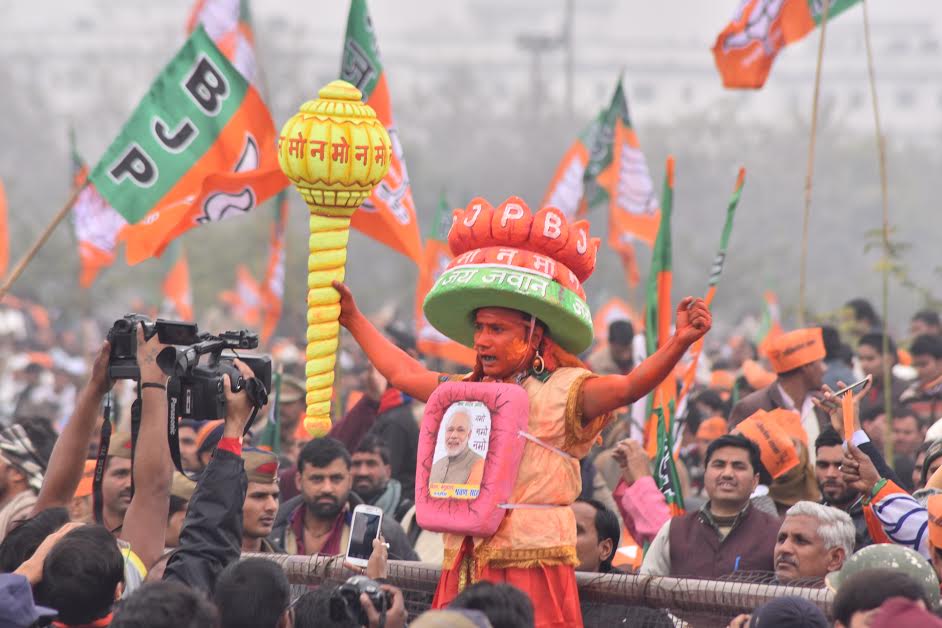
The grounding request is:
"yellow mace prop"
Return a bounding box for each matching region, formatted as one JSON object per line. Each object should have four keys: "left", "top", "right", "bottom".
{"left": 278, "top": 80, "right": 391, "bottom": 436}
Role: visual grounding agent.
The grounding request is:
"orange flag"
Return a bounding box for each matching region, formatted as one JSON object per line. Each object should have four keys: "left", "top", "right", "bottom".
{"left": 162, "top": 244, "right": 194, "bottom": 321}
{"left": 339, "top": 0, "right": 422, "bottom": 264}
{"left": 220, "top": 264, "right": 262, "bottom": 327}
{"left": 260, "top": 192, "right": 288, "bottom": 344}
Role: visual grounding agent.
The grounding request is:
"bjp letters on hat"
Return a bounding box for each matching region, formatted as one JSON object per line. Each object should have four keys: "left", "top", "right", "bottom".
{"left": 765, "top": 328, "right": 826, "bottom": 374}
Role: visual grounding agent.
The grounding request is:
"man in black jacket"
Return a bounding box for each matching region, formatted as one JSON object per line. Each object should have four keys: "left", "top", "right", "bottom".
{"left": 269, "top": 437, "right": 417, "bottom": 561}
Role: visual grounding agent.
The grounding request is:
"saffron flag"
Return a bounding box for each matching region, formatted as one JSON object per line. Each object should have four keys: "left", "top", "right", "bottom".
{"left": 415, "top": 193, "right": 476, "bottom": 367}
{"left": 713, "top": 0, "right": 861, "bottom": 89}
{"left": 187, "top": 0, "right": 261, "bottom": 87}
{"left": 757, "top": 290, "right": 784, "bottom": 356}
{"left": 69, "top": 129, "right": 126, "bottom": 287}
{"left": 220, "top": 264, "right": 262, "bottom": 327}
{"left": 583, "top": 80, "right": 630, "bottom": 215}
{"left": 260, "top": 192, "right": 288, "bottom": 344}
{"left": 679, "top": 168, "right": 746, "bottom": 400}
{"left": 644, "top": 157, "right": 684, "bottom": 513}
{"left": 0, "top": 178, "right": 8, "bottom": 279}
{"left": 89, "top": 26, "right": 288, "bottom": 265}
{"left": 162, "top": 243, "right": 194, "bottom": 321}
{"left": 340, "top": 0, "right": 422, "bottom": 265}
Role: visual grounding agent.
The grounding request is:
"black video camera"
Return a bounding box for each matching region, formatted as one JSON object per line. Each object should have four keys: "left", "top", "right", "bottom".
{"left": 329, "top": 576, "right": 392, "bottom": 626}
{"left": 157, "top": 329, "right": 272, "bottom": 422}
{"left": 106, "top": 315, "right": 201, "bottom": 380}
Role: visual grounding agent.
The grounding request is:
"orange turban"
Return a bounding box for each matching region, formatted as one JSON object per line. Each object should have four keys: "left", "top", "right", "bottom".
{"left": 74, "top": 459, "right": 97, "bottom": 498}
{"left": 765, "top": 328, "right": 826, "bottom": 374}
{"left": 696, "top": 417, "right": 728, "bottom": 441}
{"left": 928, "top": 494, "right": 942, "bottom": 549}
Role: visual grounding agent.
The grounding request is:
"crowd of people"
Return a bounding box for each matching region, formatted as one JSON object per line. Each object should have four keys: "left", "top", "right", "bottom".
{"left": 0, "top": 294, "right": 941, "bottom": 627}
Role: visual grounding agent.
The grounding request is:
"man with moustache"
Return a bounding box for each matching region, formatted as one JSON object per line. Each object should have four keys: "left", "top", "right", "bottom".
{"left": 814, "top": 429, "right": 873, "bottom": 550}
{"left": 241, "top": 448, "right": 281, "bottom": 553}
{"left": 429, "top": 411, "right": 485, "bottom": 486}
{"left": 270, "top": 437, "right": 417, "bottom": 560}
{"left": 100, "top": 431, "right": 134, "bottom": 532}
{"left": 773, "top": 501, "right": 854, "bottom": 585}
{"left": 351, "top": 434, "right": 412, "bottom": 522}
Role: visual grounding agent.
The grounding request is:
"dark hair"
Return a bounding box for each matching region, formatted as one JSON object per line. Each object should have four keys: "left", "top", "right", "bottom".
{"left": 575, "top": 498, "right": 620, "bottom": 572}
{"left": 451, "top": 581, "right": 535, "bottom": 628}
{"left": 922, "top": 440, "right": 942, "bottom": 487}
{"left": 832, "top": 568, "right": 929, "bottom": 625}
{"left": 860, "top": 404, "right": 886, "bottom": 425}
{"left": 705, "top": 434, "right": 762, "bottom": 476}
{"left": 845, "top": 298, "right": 880, "bottom": 326}
{"left": 11, "top": 416, "right": 58, "bottom": 467}
{"left": 814, "top": 428, "right": 843, "bottom": 453}
{"left": 354, "top": 433, "right": 390, "bottom": 466}
{"left": 0, "top": 507, "right": 70, "bottom": 572}
{"left": 111, "top": 581, "right": 219, "bottom": 628}
{"left": 911, "top": 334, "right": 942, "bottom": 360}
{"left": 693, "top": 389, "right": 729, "bottom": 417}
{"left": 893, "top": 406, "right": 923, "bottom": 427}
{"left": 821, "top": 326, "right": 844, "bottom": 360}
{"left": 292, "top": 588, "right": 357, "bottom": 628}
{"left": 858, "top": 332, "right": 898, "bottom": 359}
{"left": 41, "top": 525, "right": 124, "bottom": 625}
{"left": 297, "top": 437, "right": 351, "bottom": 474}
{"left": 608, "top": 320, "right": 634, "bottom": 346}
{"left": 213, "top": 557, "right": 289, "bottom": 628}
{"left": 913, "top": 310, "right": 941, "bottom": 328}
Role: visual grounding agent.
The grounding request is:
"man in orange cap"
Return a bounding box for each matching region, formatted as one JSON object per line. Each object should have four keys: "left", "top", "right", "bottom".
{"left": 68, "top": 459, "right": 97, "bottom": 523}
{"left": 730, "top": 328, "right": 831, "bottom": 461}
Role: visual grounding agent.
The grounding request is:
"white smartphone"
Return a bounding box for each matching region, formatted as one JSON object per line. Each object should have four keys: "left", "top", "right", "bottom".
{"left": 345, "top": 504, "right": 383, "bottom": 568}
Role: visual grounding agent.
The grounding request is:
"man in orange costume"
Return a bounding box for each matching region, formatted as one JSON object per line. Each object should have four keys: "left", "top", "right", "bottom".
{"left": 333, "top": 197, "right": 710, "bottom": 627}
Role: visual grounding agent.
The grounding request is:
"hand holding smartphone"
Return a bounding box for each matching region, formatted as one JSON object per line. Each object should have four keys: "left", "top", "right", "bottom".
{"left": 345, "top": 504, "right": 383, "bottom": 569}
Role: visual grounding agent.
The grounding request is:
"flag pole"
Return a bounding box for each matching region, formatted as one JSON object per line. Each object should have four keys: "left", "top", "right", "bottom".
{"left": 0, "top": 184, "right": 86, "bottom": 300}
{"left": 798, "top": 0, "right": 832, "bottom": 326}
{"left": 861, "top": 0, "right": 894, "bottom": 460}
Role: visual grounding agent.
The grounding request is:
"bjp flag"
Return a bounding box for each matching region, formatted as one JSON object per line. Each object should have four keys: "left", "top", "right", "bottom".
{"left": 89, "top": 26, "right": 288, "bottom": 265}
{"left": 713, "top": 0, "right": 861, "bottom": 89}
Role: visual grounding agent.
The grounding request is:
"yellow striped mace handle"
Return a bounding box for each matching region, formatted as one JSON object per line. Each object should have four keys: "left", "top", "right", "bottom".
{"left": 277, "top": 80, "right": 391, "bottom": 436}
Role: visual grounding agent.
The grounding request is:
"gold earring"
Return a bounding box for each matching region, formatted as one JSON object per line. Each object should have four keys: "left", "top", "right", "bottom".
{"left": 532, "top": 351, "right": 545, "bottom": 374}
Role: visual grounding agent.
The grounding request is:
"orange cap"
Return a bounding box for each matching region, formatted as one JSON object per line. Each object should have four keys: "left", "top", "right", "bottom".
{"left": 696, "top": 416, "right": 728, "bottom": 441}
{"left": 74, "top": 459, "right": 97, "bottom": 498}
{"left": 765, "top": 408, "right": 808, "bottom": 447}
{"left": 710, "top": 370, "right": 735, "bottom": 391}
{"left": 735, "top": 410, "right": 800, "bottom": 479}
{"left": 194, "top": 420, "right": 225, "bottom": 453}
{"left": 765, "top": 328, "right": 826, "bottom": 374}
{"left": 742, "top": 359, "right": 776, "bottom": 390}
{"left": 928, "top": 495, "right": 942, "bottom": 549}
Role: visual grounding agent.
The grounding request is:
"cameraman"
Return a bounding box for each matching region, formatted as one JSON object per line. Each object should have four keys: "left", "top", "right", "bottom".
{"left": 163, "top": 358, "right": 264, "bottom": 593}
{"left": 29, "top": 326, "right": 174, "bottom": 589}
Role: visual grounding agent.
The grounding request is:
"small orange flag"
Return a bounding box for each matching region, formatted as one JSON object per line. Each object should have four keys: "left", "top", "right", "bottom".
{"left": 842, "top": 389, "right": 856, "bottom": 443}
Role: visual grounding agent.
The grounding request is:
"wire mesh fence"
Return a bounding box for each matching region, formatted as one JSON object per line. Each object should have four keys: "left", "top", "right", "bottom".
{"left": 247, "top": 554, "right": 833, "bottom": 627}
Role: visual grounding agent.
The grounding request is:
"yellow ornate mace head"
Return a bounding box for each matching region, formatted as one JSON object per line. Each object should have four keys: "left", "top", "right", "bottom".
{"left": 278, "top": 80, "right": 391, "bottom": 217}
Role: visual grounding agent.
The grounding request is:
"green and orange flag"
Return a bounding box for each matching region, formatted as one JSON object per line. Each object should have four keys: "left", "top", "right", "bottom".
{"left": 187, "top": 0, "right": 261, "bottom": 88}
{"left": 643, "top": 157, "right": 684, "bottom": 515}
{"left": 542, "top": 105, "right": 608, "bottom": 219}
{"left": 678, "top": 168, "right": 746, "bottom": 401}
{"left": 415, "top": 192, "right": 476, "bottom": 367}
{"left": 161, "top": 243, "right": 194, "bottom": 321}
{"left": 89, "top": 26, "right": 288, "bottom": 265}
{"left": 340, "top": 0, "right": 423, "bottom": 265}
{"left": 713, "top": 0, "right": 861, "bottom": 88}
{"left": 757, "top": 290, "right": 785, "bottom": 356}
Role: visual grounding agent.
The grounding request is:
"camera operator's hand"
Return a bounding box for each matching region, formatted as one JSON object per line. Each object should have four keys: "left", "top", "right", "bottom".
{"left": 223, "top": 359, "right": 257, "bottom": 439}
{"left": 89, "top": 340, "right": 114, "bottom": 397}
{"left": 360, "top": 584, "right": 406, "bottom": 628}
{"left": 333, "top": 281, "right": 362, "bottom": 329}
{"left": 136, "top": 325, "right": 169, "bottom": 385}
